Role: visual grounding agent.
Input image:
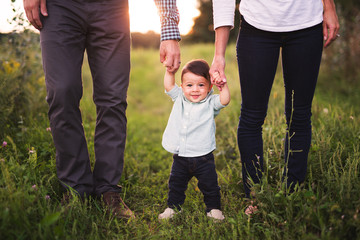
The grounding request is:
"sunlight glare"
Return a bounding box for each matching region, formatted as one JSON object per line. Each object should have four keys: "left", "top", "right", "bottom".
{"left": 129, "top": 0, "right": 200, "bottom": 35}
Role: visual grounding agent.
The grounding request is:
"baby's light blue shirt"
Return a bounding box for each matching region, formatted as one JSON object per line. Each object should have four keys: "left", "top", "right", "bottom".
{"left": 162, "top": 85, "right": 226, "bottom": 157}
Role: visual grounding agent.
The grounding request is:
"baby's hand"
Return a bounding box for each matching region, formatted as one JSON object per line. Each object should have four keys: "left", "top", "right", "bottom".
{"left": 212, "top": 71, "right": 226, "bottom": 91}
{"left": 164, "top": 59, "right": 179, "bottom": 75}
{"left": 213, "top": 71, "right": 224, "bottom": 84}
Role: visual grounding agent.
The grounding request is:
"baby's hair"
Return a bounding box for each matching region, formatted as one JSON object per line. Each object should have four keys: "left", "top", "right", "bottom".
{"left": 181, "top": 59, "right": 210, "bottom": 83}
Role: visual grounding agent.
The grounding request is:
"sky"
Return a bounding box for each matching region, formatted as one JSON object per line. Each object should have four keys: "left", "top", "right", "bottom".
{"left": 0, "top": 0, "right": 200, "bottom": 34}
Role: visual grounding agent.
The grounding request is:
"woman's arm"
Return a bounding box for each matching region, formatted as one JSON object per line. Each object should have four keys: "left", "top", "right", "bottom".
{"left": 210, "top": 0, "right": 235, "bottom": 88}
{"left": 210, "top": 26, "right": 231, "bottom": 89}
{"left": 322, "top": 0, "right": 340, "bottom": 48}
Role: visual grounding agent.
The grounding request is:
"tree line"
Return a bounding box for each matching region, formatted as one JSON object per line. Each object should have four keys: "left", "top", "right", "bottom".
{"left": 4, "top": 0, "right": 360, "bottom": 82}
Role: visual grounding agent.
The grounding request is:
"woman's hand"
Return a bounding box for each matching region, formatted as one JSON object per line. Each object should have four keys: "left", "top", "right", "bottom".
{"left": 322, "top": 0, "right": 340, "bottom": 48}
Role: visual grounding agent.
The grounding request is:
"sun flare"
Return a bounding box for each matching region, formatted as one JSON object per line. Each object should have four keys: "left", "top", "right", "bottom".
{"left": 129, "top": 0, "right": 199, "bottom": 35}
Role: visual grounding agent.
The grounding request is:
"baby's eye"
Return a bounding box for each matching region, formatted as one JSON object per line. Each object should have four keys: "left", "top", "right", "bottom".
{"left": 186, "top": 84, "right": 192, "bottom": 87}
{"left": 199, "top": 84, "right": 205, "bottom": 87}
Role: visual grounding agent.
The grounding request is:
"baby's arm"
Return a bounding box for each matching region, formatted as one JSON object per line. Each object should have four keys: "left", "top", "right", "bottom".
{"left": 213, "top": 71, "right": 230, "bottom": 105}
{"left": 164, "top": 69, "right": 176, "bottom": 92}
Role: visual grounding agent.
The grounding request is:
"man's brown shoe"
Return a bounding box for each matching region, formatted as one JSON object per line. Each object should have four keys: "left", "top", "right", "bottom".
{"left": 102, "top": 192, "right": 135, "bottom": 219}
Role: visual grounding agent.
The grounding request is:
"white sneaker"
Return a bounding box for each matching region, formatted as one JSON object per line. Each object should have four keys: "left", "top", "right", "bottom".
{"left": 158, "top": 208, "right": 176, "bottom": 220}
{"left": 207, "top": 209, "right": 225, "bottom": 221}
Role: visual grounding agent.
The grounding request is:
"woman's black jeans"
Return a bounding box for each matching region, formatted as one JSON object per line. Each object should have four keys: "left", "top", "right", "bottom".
{"left": 236, "top": 19, "right": 323, "bottom": 197}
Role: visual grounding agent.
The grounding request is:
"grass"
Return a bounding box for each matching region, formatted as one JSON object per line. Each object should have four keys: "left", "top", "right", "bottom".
{"left": 0, "top": 43, "right": 359, "bottom": 239}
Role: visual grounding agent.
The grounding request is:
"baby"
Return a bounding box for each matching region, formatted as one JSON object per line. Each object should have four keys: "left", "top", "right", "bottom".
{"left": 159, "top": 59, "right": 230, "bottom": 220}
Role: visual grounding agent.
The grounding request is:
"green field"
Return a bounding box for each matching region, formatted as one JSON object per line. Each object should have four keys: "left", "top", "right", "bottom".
{"left": 1, "top": 41, "right": 360, "bottom": 239}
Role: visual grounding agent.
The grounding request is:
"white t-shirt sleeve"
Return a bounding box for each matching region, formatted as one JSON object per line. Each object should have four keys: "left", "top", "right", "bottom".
{"left": 213, "top": 0, "right": 236, "bottom": 30}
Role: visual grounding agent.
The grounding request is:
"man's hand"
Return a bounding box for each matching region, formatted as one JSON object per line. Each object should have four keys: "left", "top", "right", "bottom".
{"left": 23, "top": 0, "right": 48, "bottom": 30}
{"left": 160, "top": 40, "right": 181, "bottom": 73}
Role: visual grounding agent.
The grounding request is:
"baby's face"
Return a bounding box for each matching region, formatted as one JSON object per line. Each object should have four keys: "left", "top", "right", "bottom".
{"left": 181, "top": 72, "right": 211, "bottom": 103}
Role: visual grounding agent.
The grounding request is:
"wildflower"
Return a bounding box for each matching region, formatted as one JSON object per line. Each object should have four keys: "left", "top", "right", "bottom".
{"left": 341, "top": 215, "right": 345, "bottom": 220}
{"left": 46, "top": 127, "right": 51, "bottom": 132}
{"left": 0, "top": 158, "right": 5, "bottom": 163}
{"left": 2, "top": 60, "right": 20, "bottom": 74}
{"left": 29, "top": 149, "right": 35, "bottom": 154}
{"left": 350, "top": 116, "right": 354, "bottom": 120}
{"left": 323, "top": 108, "right": 329, "bottom": 114}
{"left": 245, "top": 201, "right": 258, "bottom": 216}
{"left": 32, "top": 185, "right": 38, "bottom": 191}
{"left": 269, "top": 149, "right": 274, "bottom": 155}
{"left": 45, "top": 195, "right": 51, "bottom": 200}
{"left": 256, "top": 155, "right": 260, "bottom": 165}
{"left": 2, "top": 141, "right": 7, "bottom": 148}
